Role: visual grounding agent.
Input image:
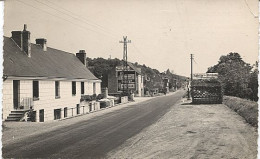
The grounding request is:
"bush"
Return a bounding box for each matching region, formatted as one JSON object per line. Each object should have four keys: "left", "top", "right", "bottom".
{"left": 81, "top": 95, "right": 92, "bottom": 102}
{"left": 96, "top": 94, "right": 104, "bottom": 100}
{"left": 223, "top": 96, "right": 258, "bottom": 127}
{"left": 92, "top": 94, "right": 97, "bottom": 100}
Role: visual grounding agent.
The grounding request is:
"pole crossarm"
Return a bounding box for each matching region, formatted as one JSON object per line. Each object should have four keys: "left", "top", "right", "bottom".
{"left": 119, "top": 36, "right": 131, "bottom": 93}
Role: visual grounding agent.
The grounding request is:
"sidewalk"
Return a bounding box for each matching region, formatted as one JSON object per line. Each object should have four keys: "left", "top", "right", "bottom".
{"left": 107, "top": 99, "right": 257, "bottom": 159}
{"left": 2, "top": 96, "right": 154, "bottom": 146}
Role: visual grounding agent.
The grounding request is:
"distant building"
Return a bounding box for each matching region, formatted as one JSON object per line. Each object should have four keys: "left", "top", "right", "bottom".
{"left": 108, "top": 62, "right": 144, "bottom": 97}
{"left": 3, "top": 25, "right": 101, "bottom": 122}
{"left": 163, "top": 77, "right": 170, "bottom": 93}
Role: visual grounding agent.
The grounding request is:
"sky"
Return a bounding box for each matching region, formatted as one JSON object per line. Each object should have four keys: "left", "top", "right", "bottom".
{"left": 3, "top": 0, "right": 259, "bottom": 77}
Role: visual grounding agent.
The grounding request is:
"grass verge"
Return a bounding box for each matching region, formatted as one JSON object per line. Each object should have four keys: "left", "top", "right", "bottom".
{"left": 223, "top": 96, "right": 258, "bottom": 127}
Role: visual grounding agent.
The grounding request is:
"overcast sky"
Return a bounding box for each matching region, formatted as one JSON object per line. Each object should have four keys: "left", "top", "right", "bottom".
{"left": 4, "top": 0, "right": 258, "bottom": 76}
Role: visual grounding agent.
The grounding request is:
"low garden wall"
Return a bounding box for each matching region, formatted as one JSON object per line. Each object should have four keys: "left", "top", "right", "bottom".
{"left": 223, "top": 96, "right": 258, "bottom": 127}
{"left": 121, "top": 96, "right": 128, "bottom": 104}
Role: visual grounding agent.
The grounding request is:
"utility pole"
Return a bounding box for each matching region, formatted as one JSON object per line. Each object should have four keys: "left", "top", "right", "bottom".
{"left": 190, "top": 54, "right": 193, "bottom": 81}
{"left": 119, "top": 36, "right": 131, "bottom": 94}
{"left": 187, "top": 54, "right": 194, "bottom": 100}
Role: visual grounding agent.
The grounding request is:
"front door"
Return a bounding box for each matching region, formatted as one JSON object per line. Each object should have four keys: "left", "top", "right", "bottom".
{"left": 39, "top": 109, "right": 44, "bottom": 122}
{"left": 13, "top": 80, "right": 20, "bottom": 109}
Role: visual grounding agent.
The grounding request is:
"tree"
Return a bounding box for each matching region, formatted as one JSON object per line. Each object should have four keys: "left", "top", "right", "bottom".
{"left": 207, "top": 52, "right": 253, "bottom": 98}
{"left": 248, "top": 61, "right": 258, "bottom": 101}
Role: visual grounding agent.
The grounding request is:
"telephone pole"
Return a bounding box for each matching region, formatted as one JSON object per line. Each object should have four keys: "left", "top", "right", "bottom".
{"left": 119, "top": 36, "right": 131, "bottom": 93}
{"left": 187, "top": 54, "right": 194, "bottom": 100}
{"left": 190, "top": 54, "right": 193, "bottom": 81}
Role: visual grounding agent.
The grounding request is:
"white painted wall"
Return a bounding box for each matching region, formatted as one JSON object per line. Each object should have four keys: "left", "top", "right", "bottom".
{"left": 136, "top": 75, "right": 144, "bottom": 97}
{"left": 3, "top": 79, "right": 102, "bottom": 122}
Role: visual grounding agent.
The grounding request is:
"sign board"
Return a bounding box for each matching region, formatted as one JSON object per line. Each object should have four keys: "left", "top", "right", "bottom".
{"left": 118, "top": 74, "right": 135, "bottom": 80}
{"left": 193, "top": 73, "right": 218, "bottom": 79}
{"left": 116, "top": 66, "right": 131, "bottom": 71}
{"left": 120, "top": 84, "right": 135, "bottom": 89}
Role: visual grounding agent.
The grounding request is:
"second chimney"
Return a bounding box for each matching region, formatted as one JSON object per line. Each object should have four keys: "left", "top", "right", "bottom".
{"left": 36, "top": 38, "right": 47, "bottom": 51}
{"left": 11, "top": 24, "right": 31, "bottom": 57}
{"left": 76, "top": 50, "right": 87, "bottom": 66}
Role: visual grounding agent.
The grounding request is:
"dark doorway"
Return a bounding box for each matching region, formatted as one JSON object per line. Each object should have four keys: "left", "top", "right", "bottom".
{"left": 39, "top": 109, "right": 44, "bottom": 122}
{"left": 64, "top": 107, "right": 68, "bottom": 118}
{"left": 54, "top": 109, "right": 61, "bottom": 120}
{"left": 13, "top": 80, "right": 20, "bottom": 109}
{"left": 77, "top": 104, "right": 80, "bottom": 114}
{"left": 89, "top": 103, "right": 92, "bottom": 112}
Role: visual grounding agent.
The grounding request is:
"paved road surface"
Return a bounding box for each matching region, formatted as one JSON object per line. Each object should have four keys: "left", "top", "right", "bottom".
{"left": 3, "top": 90, "right": 185, "bottom": 158}
{"left": 108, "top": 99, "right": 258, "bottom": 158}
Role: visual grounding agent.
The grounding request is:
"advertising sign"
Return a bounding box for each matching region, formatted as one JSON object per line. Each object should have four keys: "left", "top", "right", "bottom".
{"left": 193, "top": 73, "right": 218, "bottom": 79}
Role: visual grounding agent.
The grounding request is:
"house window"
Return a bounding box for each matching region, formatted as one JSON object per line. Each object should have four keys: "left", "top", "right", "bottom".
{"left": 55, "top": 81, "right": 60, "bottom": 98}
{"left": 72, "top": 81, "right": 76, "bottom": 96}
{"left": 54, "top": 109, "right": 61, "bottom": 120}
{"left": 81, "top": 82, "right": 84, "bottom": 95}
{"left": 64, "top": 107, "right": 67, "bottom": 118}
{"left": 93, "top": 82, "right": 96, "bottom": 94}
{"left": 33, "top": 81, "right": 39, "bottom": 100}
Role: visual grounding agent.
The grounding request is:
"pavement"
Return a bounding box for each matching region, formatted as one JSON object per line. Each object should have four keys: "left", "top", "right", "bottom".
{"left": 2, "top": 90, "right": 184, "bottom": 158}
{"left": 107, "top": 99, "right": 258, "bottom": 159}
{"left": 2, "top": 95, "right": 154, "bottom": 145}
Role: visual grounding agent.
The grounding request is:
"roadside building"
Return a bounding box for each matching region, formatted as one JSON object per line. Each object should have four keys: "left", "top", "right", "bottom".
{"left": 108, "top": 62, "right": 144, "bottom": 97}
{"left": 3, "top": 25, "right": 101, "bottom": 122}
{"left": 163, "top": 77, "right": 170, "bottom": 93}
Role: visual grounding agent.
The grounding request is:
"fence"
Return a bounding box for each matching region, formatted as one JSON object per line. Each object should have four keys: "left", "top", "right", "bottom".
{"left": 20, "top": 97, "right": 34, "bottom": 109}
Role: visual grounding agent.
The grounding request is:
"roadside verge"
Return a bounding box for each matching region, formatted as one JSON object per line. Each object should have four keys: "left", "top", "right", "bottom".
{"left": 223, "top": 96, "right": 258, "bottom": 127}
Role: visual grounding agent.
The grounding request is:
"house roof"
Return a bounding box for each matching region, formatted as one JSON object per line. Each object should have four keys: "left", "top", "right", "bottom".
{"left": 127, "top": 62, "right": 142, "bottom": 74}
{"left": 115, "top": 62, "right": 142, "bottom": 75}
{"left": 3, "top": 36, "right": 98, "bottom": 80}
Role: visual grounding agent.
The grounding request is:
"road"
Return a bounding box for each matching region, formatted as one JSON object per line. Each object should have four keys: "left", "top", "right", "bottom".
{"left": 108, "top": 98, "right": 258, "bottom": 158}
{"left": 3, "top": 90, "right": 185, "bottom": 158}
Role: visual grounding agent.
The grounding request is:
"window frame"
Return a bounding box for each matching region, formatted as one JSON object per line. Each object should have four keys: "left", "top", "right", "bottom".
{"left": 55, "top": 81, "right": 60, "bottom": 99}
{"left": 33, "top": 80, "right": 39, "bottom": 101}
{"left": 72, "top": 81, "right": 76, "bottom": 96}
{"left": 81, "top": 82, "right": 85, "bottom": 95}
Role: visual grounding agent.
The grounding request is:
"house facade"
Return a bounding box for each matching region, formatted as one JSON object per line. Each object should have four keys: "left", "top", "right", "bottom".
{"left": 3, "top": 25, "right": 101, "bottom": 122}
{"left": 108, "top": 62, "right": 144, "bottom": 97}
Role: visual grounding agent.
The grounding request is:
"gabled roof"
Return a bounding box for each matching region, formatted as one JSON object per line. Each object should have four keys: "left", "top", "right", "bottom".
{"left": 127, "top": 62, "right": 142, "bottom": 74}
{"left": 3, "top": 37, "right": 98, "bottom": 80}
{"left": 115, "top": 62, "right": 142, "bottom": 75}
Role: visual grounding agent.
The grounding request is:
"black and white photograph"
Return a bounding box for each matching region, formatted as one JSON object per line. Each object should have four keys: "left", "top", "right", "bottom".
{"left": 1, "top": 0, "right": 259, "bottom": 158}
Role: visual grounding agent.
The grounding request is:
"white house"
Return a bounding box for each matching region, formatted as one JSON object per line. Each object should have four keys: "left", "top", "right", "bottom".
{"left": 3, "top": 25, "right": 101, "bottom": 122}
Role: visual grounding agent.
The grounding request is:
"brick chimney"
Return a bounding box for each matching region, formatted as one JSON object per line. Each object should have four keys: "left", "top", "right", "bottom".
{"left": 76, "top": 50, "right": 87, "bottom": 66}
{"left": 11, "top": 24, "right": 31, "bottom": 57}
{"left": 36, "top": 38, "right": 47, "bottom": 51}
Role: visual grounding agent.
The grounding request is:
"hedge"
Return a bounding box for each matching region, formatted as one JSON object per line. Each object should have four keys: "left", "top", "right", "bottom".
{"left": 223, "top": 96, "right": 258, "bottom": 127}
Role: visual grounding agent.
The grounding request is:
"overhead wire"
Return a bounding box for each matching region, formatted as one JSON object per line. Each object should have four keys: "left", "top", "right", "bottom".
{"left": 17, "top": 0, "right": 117, "bottom": 39}
{"left": 243, "top": 0, "right": 258, "bottom": 18}
{"left": 44, "top": 0, "right": 120, "bottom": 38}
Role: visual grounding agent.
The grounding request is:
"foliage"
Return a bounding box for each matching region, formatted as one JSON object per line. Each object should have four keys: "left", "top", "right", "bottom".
{"left": 87, "top": 57, "right": 187, "bottom": 92}
{"left": 81, "top": 94, "right": 97, "bottom": 102}
{"left": 223, "top": 96, "right": 258, "bottom": 127}
{"left": 87, "top": 57, "right": 123, "bottom": 88}
{"left": 248, "top": 62, "right": 258, "bottom": 101}
{"left": 96, "top": 94, "right": 104, "bottom": 100}
{"left": 207, "top": 52, "right": 254, "bottom": 100}
{"left": 80, "top": 95, "right": 92, "bottom": 102}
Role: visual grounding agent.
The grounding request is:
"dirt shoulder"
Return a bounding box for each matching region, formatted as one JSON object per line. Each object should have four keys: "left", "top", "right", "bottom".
{"left": 107, "top": 100, "right": 258, "bottom": 159}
